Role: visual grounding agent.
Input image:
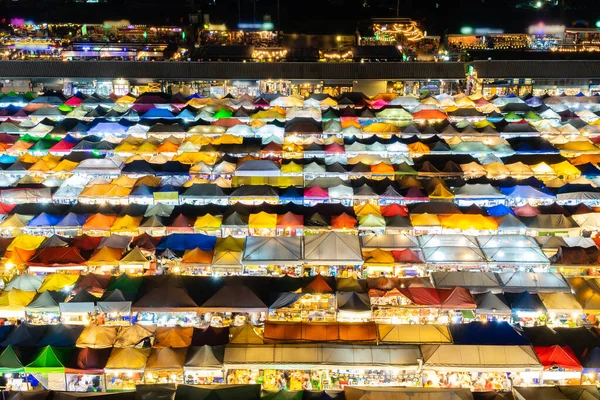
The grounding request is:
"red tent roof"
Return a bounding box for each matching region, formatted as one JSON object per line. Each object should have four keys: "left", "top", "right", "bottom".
{"left": 304, "top": 186, "right": 329, "bottom": 198}
{"left": 438, "top": 287, "right": 476, "bottom": 309}
{"left": 28, "top": 247, "right": 86, "bottom": 267}
{"left": 405, "top": 287, "right": 441, "bottom": 306}
{"left": 392, "top": 249, "right": 423, "bottom": 264}
{"left": 534, "top": 346, "right": 582, "bottom": 371}
{"left": 71, "top": 234, "right": 103, "bottom": 251}
{"left": 381, "top": 203, "right": 409, "bottom": 217}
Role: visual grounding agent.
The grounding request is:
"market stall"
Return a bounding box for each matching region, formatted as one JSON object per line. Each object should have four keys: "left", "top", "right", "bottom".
{"left": 198, "top": 284, "right": 267, "bottom": 327}
{"left": 303, "top": 232, "right": 363, "bottom": 277}
{"left": 241, "top": 236, "right": 303, "bottom": 276}
{"left": 224, "top": 344, "right": 421, "bottom": 390}
{"left": 420, "top": 344, "right": 542, "bottom": 390}
{"left": 183, "top": 345, "right": 225, "bottom": 385}
{"left": 533, "top": 345, "right": 582, "bottom": 385}
{"left": 143, "top": 347, "right": 187, "bottom": 385}
{"left": 104, "top": 347, "right": 150, "bottom": 391}
{"left": 65, "top": 347, "right": 111, "bottom": 392}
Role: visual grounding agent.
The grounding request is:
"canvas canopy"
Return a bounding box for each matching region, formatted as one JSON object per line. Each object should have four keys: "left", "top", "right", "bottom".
{"left": 421, "top": 344, "right": 542, "bottom": 372}
{"left": 223, "top": 344, "right": 420, "bottom": 370}
{"left": 304, "top": 232, "right": 363, "bottom": 265}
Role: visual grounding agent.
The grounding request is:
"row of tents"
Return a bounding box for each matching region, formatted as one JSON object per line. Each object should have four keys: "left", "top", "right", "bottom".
{"left": 0, "top": 272, "right": 598, "bottom": 316}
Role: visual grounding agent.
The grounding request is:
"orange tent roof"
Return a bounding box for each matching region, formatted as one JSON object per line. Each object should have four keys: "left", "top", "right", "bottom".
{"left": 354, "top": 203, "right": 381, "bottom": 217}
{"left": 5, "top": 247, "right": 37, "bottom": 265}
{"left": 407, "top": 142, "right": 430, "bottom": 154}
{"left": 363, "top": 248, "right": 395, "bottom": 265}
{"left": 154, "top": 327, "right": 193, "bottom": 348}
{"left": 412, "top": 109, "right": 448, "bottom": 120}
{"left": 381, "top": 204, "right": 409, "bottom": 217}
{"left": 156, "top": 141, "right": 180, "bottom": 153}
{"left": 331, "top": 213, "right": 357, "bottom": 230}
{"left": 82, "top": 214, "right": 117, "bottom": 231}
{"left": 303, "top": 275, "right": 334, "bottom": 294}
{"left": 371, "top": 162, "right": 395, "bottom": 175}
{"left": 182, "top": 248, "right": 214, "bottom": 265}
{"left": 276, "top": 212, "right": 304, "bottom": 228}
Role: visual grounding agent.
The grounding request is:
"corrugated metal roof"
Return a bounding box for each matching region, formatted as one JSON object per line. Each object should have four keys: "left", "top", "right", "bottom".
{"left": 474, "top": 60, "right": 600, "bottom": 79}
{"left": 0, "top": 61, "right": 466, "bottom": 80}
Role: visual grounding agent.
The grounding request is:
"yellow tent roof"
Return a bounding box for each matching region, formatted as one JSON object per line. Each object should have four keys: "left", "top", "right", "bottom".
{"left": 407, "top": 142, "right": 431, "bottom": 154}
{"left": 111, "top": 175, "right": 137, "bottom": 188}
{"left": 114, "top": 142, "right": 139, "bottom": 153}
{"left": 354, "top": 203, "right": 382, "bottom": 217}
{"left": 229, "top": 323, "right": 264, "bottom": 344}
{"left": 38, "top": 274, "right": 79, "bottom": 292}
{"left": 213, "top": 134, "right": 244, "bottom": 145}
{"left": 429, "top": 183, "right": 455, "bottom": 199}
{"left": 135, "top": 142, "right": 159, "bottom": 155}
{"left": 551, "top": 161, "right": 582, "bottom": 178}
{"left": 194, "top": 214, "right": 223, "bottom": 229}
{"left": 556, "top": 141, "right": 599, "bottom": 152}
{"left": 115, "top": 95, "right": 137, "bottom": 104}
{"left": 88, "top": 247, "right": 124, "bottom": 266}
{"left": 483, "top": 162, "right": 510, "bottom": 177}
{"left": 0, "top": 214, "right": 33, "bottom": 230}
{"left": 105, "top": 347, "right": 150, "bottom": 371}
{"left": 173, "top": 152, "right": 217, "bottom": 165}
{"left": 506, "top": 162, "right": 534, "bottom": 176}
{"left": 362, "top": 123, "right": 400, "bottom": 133}
{"left": 0, "top": 289, "right": 36, "bottom": 309}
{"left": 111, "top": 215, "right": 143, "bottom": 232}
{"left": 531, "top": 162, "right": 557, "bottom": 176}
{"left": 363, "top": 248, "right": 395, "bottom": 265}
{"left": 80, "top": 184, "right": 132, "bottom": 198}
{"left": 440, "top": 214, "right": 498, "bottom": 231}
{"left": 8, "top": 235, "right": 45, "bottom": 251}
{"left": 474, "top": 120, "right": 495, "bottom": 129}
{"left": 410, "top": 213, "right": 441, "bottom": 227}
{"left": 251, "top": 110, "right": 285, "bottom": 120}
{"left": 248, "top": 212, "right": 277, "bottom": 229}
{"left": 281, "top": 162, "right": 303, "bottom": 174}
{"left": 320, "top": 97, "right": 338, "bottom": 107}
{"left": 215, "top": 236, "right": 245, "bottom": 252}
{"left": 52, "top": 160, "right": 79, "bottom": 172}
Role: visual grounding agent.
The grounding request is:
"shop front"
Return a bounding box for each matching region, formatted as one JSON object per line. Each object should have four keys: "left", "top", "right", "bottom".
{"left": 224, "top": 344, "right": 421, "bottom": 390}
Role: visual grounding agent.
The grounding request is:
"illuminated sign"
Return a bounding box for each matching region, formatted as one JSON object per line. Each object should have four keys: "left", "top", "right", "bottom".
{"left": 237, "top": 22, "right": 275, "bottom": 30}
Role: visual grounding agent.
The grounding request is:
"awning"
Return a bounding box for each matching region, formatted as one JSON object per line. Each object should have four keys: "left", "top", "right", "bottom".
{"left": 421, "top": 344, "right": 542, "bottom": 372}
{"left": 223, "top": 343, "right": 420, "bottom": 370}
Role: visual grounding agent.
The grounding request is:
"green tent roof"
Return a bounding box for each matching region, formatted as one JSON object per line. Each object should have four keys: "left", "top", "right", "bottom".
{"left": 25, "top": 346, "right": 71, "bottom": 373}
{"left": 18, "top": 134, "right": 41, "bottom": 143}
{"left": 503, "top": 112, "right": 523, "bottom": 122}
{"left": 524, "top": 111, "right": 541, "bottom": 122}
{"left": 395, "top": 162, "right": 418, "bottom": 175}
{"left": 57, "top": 104, "right": 73, "bottom": 113}
{"left": 213, "top": 109, "right": 233, "bottom": 119}
{"left": 107, "top": 274, "right": 142, "bottom": 293}
{"left": 0, "top": 346, "right": 25, "bottom": 373}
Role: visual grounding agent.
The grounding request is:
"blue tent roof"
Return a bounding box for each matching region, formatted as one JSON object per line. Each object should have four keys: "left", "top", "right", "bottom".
{"left": 130, "top": 184, "right": 158, "bottom": 197}
{"left": 449, "top": 321, "right": 531, "bottom": 345}
{"left": 279, "top": 187, "right": 304, "bottom": 202}
{"left": 37, "top": 324, "right": 83, "bottom": 347}
{"left": 504, "top": 291, "right": 546, "bottom": 313}
{"left": 583, "top": 347, "right": 600, "bottom": 371}
{"left": 157, "top": 233, "right": 216, "bottom": 251}
{"left": 88, "top": 122, "right": 128, "bottom": 134}
{"left": 141, "top": 108, "right": 175, "bottom": 119}
{"left": 27, "top": 213, "right": 63, "bottom": 227}
{"left": 502, "top": 185, "right": 556, "bottom": 200}
{"left": 176, "top": 109, "right": 197, "bottom": 121}
{"left": 55, "top": 213, "right": 88, "bottom": 227}
{"left": 578, "top": 163, "right": 600, "bottom": 177}
{"left": 485, "top": 204, "right": 514, "bottom": 216}
{"left": 0, "top": 154, "right": 17, "bottom": 164}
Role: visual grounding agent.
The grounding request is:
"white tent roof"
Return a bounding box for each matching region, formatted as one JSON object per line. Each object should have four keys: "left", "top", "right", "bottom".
{"left": 421, "top": 344, "right": 542, "bottom": 372}
{"left": 497, "top": 272, "right": 571, "bottom": 293}
{"left": 304, "top": 232, "right": 363, "bottom": 265}
{"left": 224, "top": 344, "right": 420, "bottom": 370}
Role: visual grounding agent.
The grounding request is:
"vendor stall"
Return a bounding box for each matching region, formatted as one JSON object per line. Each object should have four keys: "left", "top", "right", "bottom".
{"left": 303, "top": 232, "right": 363, "bottom": 277}
{"left": 534, "top": 345, "right": 583, "bottom": 385}
{"left": 199, "top": 285, "right": 267, "bottom": 327}
{"left": 242, "top": 236, "right": 303, "bottom": 276}
{"left": 420, "top": 344, "right": 542, "bottom": 390}
{"left": 65, "top": 347, "right": 111, "bottom": 392}
{"left": 224, "top": 344, "right": 421, "bottom": 390}
{"left": 104, "top": 347, "right": 150, "bottom": 391}
{"left": 144, "top": 347, "right": 187, "bottom": 385}
{"left": 183, "top": 345, "right": 225, "bottom": 385}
